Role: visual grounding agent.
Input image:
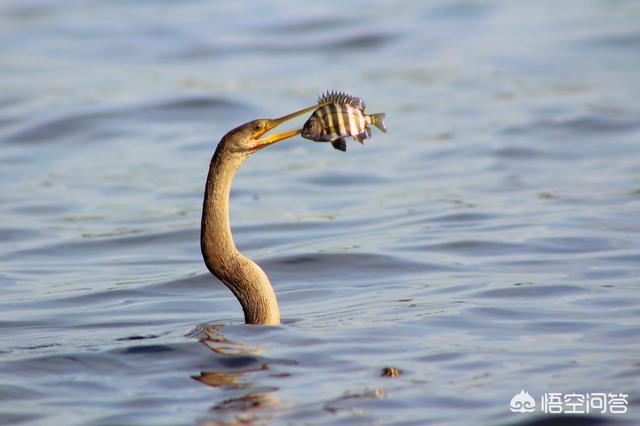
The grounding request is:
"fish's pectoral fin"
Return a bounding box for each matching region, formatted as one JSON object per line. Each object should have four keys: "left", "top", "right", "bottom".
{"left": 331, "top": 138, "right": 347, "bottom": 152}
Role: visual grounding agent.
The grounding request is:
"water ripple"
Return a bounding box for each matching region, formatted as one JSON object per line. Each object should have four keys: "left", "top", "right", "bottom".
{"left": 474, "top": 283, "right": 587, "bottom": 299}
{"left": 168, "top": 30, "right": 397, "bottom": 60}
{"left": 0, "top": 95, "right": 249, "bottom": 145}
{"left": 502, "top": 114, "right": 640, "bottom": 137}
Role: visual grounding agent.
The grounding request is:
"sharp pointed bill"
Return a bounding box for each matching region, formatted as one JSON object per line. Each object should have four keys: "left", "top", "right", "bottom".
{"left": 254, "top": 103, "right": 325, "bottom": 147}
{"left": 301, "top": 91, "right": 387, "bottom": 152}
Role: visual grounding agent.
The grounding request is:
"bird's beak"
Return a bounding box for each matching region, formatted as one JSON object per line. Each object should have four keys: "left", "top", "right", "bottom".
{"left": 254, "top": 103, "right": 325, "bottom": 148}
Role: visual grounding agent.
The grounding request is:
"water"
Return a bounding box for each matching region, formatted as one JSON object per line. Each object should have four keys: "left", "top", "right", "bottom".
{"left": 1, "top": 1, "right": 639, "bottom": 425}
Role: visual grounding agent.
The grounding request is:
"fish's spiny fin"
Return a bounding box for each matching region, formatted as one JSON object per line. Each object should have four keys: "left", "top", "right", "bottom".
{"left": 331, "top": 137, "right": 347, "bottom": 152}
{"left": 318, "top": 90, "right": 366, "bottom": 111}
{"left": 368, "top": 113, "right": 387, "bottom": 133}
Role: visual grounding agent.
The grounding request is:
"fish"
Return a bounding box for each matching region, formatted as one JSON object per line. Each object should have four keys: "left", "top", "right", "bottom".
{"left": 301, "top": 91, "right": 386, "bottom": 152}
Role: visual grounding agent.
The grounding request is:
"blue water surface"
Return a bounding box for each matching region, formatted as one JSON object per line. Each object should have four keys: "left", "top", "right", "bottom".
{"left": 1, "top": 1, "right": 639, "bottom": 425}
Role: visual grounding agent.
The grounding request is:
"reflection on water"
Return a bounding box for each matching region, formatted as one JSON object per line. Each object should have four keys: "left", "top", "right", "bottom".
{"left": 1, "top": 0, "right": 640, "bottom": 425}
{"left": 190, "top": 325, "right": 280, "bottom": 425}
{"left": 189, "top": 324, "right": 263, "bottom": 356}
{"left": 190, "top": 324, "right": 396, "bottom": 425}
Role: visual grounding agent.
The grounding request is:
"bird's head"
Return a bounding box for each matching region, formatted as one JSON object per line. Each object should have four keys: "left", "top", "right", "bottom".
{"left": 223, "top": 104, "right": 323, "bottom": 155}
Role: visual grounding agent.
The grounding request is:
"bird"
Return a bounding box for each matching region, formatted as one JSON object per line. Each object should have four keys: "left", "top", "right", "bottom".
{"left": 200, "top": 103, "right": 323, "bottom": 325}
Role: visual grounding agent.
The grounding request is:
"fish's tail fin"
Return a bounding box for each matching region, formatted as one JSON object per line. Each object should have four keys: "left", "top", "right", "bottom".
{"left": 368, "top": 113, "right": 387, "bottom": 133}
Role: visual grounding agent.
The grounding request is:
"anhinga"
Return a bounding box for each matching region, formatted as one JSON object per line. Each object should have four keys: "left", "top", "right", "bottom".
{"left": 200, "top": 104, "right": 323, "bottom": 325}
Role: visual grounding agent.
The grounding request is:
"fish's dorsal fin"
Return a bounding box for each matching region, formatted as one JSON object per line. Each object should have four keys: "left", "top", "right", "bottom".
{"left": 318, "top": 90, "right": 366, "bottom": 111}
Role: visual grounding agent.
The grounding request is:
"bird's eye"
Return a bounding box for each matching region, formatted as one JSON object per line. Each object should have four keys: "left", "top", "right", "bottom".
{"left": 253, "top": 122, "right": 263, "bottom": 133}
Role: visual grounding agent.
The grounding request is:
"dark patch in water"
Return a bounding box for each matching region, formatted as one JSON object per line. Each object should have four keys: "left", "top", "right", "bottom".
{"left": 501, "top": 115, "right": 640, "bottom": 137}
{"left": 468, "top": 306, "right": 529, "bottom": 319}
{"left": 418, "top": 395, "right": 488, "bottom": 409}
{"left": 530, "top": 321, "right": 596, "bottom": 333}
{"left": 429, "top": 2, "right": 494, "bottom": 20}
{"left": 416, "top": 239, "right": 527, "bottom": 256}
{"left": 169, "top": 31, "right": 396, "bottom": 61}
{"left": 12, "top": 289, "right": 146, "bottom": 309}
{"left": 150, "top": 273, "right": 219, "bottom": 293}
{"left": 116, "top": 334, "right": 160, "bottom": 342}
{"left": 212, "top": 390, "right": 279, "bottom": 412}
{"left": 492, "top": 146, "right": 552, "bottom": 159}
{"left": 218, "top": 356, "right": 262, "bottom": 369}
{"left": 264, "top": 17, "right": 357, "bottom": 34}
{"left": 474, "top": 283, "right": 586, "bottom": 299}
{"left": 418, "top": 352, "right": 467, "bottom": 363}
{"left": 305, "top": 171, "right": 387, "bottom": 186}
{"left": 140, "top": 96, "right": 244, "bottom": 112}
{"left": 1, "top": 353, "right": 129, "bottom": 375}
{"left": 585, "top": 31, "right": 640, "bottom": 49}
{"left": 603, "top": 326, "right": 640, "bottom": 340}
{"left": 427, "top": 212, "right": 496, "bottom": 223}
{"left": 0, "top": 228, "right": 44, "bottom": 243}
{"left": 263, "top": 252, "right": 440, "bottom": 281}
{"left": 9, "top": 343, "right": 61, "bottom": 352}
{"left": 122, "top": 345, "right": 174, "bottom": 355}
{"left": 410, "top": 236, "right": 621, "bottom": 257}
{"left": 0, "top": 412, "right": 45, "bottom": 425}
{"left": 9, "top": 203, "right": 72, "bottom": 216}
{"left": 531, "top": 237, "right": 617, "bottom": 254}
{"left": 322, "top": 32, "right": 395, "bottom": 51}
{"left": 2, "top": 228, "right": 197, "bottom": 261}
{"left": 0, "top": 384, "right": 43, "bottom": 401}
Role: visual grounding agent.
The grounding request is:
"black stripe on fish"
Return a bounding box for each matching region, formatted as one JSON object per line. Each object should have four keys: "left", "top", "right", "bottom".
{"left": 313, "top": 109, "right": 325, "bottom": 137}
{"left": 334, "top": 104, "right": 348, "bottom": 136}
{"left": 327, "top": 103, "right": 341, "bottom": 138}
{"left": 317, "top": 105, "right": 332, "bottom": 139}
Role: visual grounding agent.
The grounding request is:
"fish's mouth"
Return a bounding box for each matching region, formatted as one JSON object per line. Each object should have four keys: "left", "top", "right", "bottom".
{"left": 252, "top": 101, "right": 331, "bottom": 149}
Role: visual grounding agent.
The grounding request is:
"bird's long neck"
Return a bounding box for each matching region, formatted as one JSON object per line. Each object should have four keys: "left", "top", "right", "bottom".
{"left": 201, "top": 142, "right": 280, "bottom": 325}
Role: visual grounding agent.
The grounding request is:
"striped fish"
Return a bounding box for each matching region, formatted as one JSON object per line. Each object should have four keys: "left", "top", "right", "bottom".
{"left": 301, "top": 91, "right": 386, "bottom": 152}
